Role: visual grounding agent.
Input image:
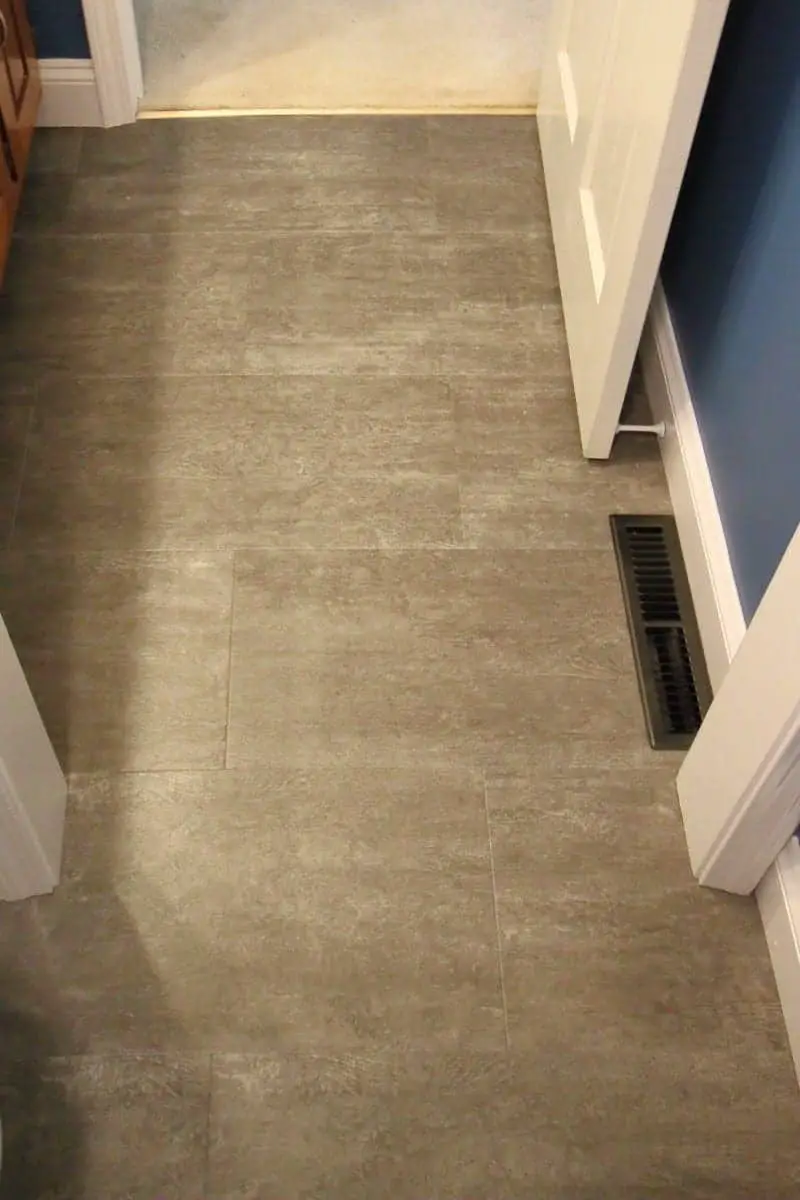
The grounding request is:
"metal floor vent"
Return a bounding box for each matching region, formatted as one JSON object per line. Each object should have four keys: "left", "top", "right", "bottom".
{"left": 610, "top": 515, "right": 712, "bottom": 750}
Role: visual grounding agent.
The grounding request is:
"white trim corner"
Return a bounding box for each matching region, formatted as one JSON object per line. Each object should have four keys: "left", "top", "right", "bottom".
{"left": 81, "top": 0, "right": 142, "bottom": 126}
{"left": 38, "top": 59, "right": 103, "bottom": 128}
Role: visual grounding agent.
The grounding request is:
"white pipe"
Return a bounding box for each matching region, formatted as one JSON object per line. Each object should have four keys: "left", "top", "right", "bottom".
{"left": 616, "top": 422, "right": 667, "bottom": 437}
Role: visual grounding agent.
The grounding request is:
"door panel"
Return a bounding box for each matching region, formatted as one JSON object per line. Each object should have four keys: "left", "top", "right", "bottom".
{"left": 539, "top": 0, "right": 730, "bottom": 458}
{"left": 564, "top": 0, "right": 620, "bottom": 155}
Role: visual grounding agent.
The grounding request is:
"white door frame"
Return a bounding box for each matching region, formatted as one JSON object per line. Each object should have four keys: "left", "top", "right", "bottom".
{"left": 677, "top": 522, "right": 800, "bottom": 896}
{"left": 81, "top": 0, "right": 142, "bottom": 126}
{"left": 643, "top": 284, "right": 800, "bottom": 899}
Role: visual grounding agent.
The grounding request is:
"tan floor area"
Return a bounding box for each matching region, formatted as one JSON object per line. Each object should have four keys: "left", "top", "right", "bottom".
{"left": 133, "top": 0, "right": 550, "bottom": 111}
{"left": 0, "top": 117, "right": 798, "bottom": 1197}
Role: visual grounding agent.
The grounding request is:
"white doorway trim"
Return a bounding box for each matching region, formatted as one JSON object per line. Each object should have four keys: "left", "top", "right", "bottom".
{"left": 642, "top": 279, "right": 800, "bottom": 897}
{"left": 643, "top": 284, "right": 800, "bottom": 1083}
{"left": 81, "top": 0, "right": 142, "bottom": 126}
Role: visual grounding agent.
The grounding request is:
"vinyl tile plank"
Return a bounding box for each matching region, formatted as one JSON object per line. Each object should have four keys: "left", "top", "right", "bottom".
{"left": 453, "top": 374, "right": 670, "bottom": 549}
{"left": 562, "top": 1139, "right": 800, "bottom": 1200}
{"left": 78, "top": 116, "right": 430, "bottom": 175}
{"left": 27, "top": 374, "right": 455, "bottom": 478}
{"left": 0, "top": 1054, "right": 209, "bottom": 1200}
{"left": 208, "top": 1050, "right": 571, "bottom": 1200}
{"left": 65, "top": 169, "right": 436, "bottom": 234}
{"left": 440, "top": 233, "right": 560, "bottom": 304}
{"left": 28, "top": 128, "right": 84, "bottom": 175}
{"left": 0, "top": 225, "right": 560, "bottom": 380}
{"left": 16, "top": 374, "right": 460, "bottom": 551}
{"left": 0, "top": 550, "right": 233, "bottom": 772}
{"left": 453, "top": 375, "right": 666, "bottom": 472}
{"left": 15, "top": 468, "right": 462, "bottom": 553}
{"left": 500, "top": 887, "right": 782, "bottom": 1042}
{"left": 460, "top": 458, "right": 670, "bottom": 549}
{"left": 242, "top": 231, "right": 559, "bottom": 374}
{"left": 0, "top": 233, "right": 251, "bottom": 375}
{"left": 0, "top": 391, "right": 32, "bottom": 544}
{"left": 226, "top": 647, "right": 656, "bottom": 771}
{"left": 0, "top": 767, "right": 504, "bottom": 1054}
{"left": 487, "top": 769, "right": 783, "bottom": 1025}
{"left": 241, "top": 335, "right": 437, "bottom": 377}
{"left": 207, "top": 1043, "right": 800, "bottom": 1199}
{"left": 426, "top": 116, "right": 550, "bottom": 232}
{"left": 454, "top": 375, "right": 583, "bottom": 470}
{"left": 503, "top": 1011, "right": 800, "bottom": 1143}
{"left": 244, "top": 226, "right": 443, "bottom": 372}
{"left": 240, "top": 306, "right": 566, "bottom": 381}
{"left": 14, "top": 174, "right": 78, "bottom": 232}
{"left": 508, "top": 1011, "right": 800, "bottom": 1197}
{"left": 72, "top": 115, "right": 436, "bottom": 235}
{"left": 425, "top": 115, "right": 543, "bottom": 164}
{"left": 232, "top": 548, "right": 635, "bottom": 678}
{"left": 431, "top": 302, "right": 573, "bottom": 377}
{"left": 243, "top": 232, "right": 448, "bottom": 345}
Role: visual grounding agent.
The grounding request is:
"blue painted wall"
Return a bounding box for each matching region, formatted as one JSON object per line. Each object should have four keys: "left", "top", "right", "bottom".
{"left": 662, "top": 0, "right": 800, "bottom": 622}
{"left": 28, "top": 0, "right": 90, "bottom": 58}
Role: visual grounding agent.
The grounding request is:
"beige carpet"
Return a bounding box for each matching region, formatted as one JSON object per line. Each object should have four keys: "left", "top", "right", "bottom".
{"left": 134, "top": 0, "right": 551, "bottom": 112}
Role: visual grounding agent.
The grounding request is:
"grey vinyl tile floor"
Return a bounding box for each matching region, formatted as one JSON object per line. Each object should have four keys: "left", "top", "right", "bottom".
{"left": 0, "top": 117, "right": 797, "bottom": 1198}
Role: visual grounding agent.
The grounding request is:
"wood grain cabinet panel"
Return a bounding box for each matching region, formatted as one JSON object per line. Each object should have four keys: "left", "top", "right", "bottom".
{"left": 0, "top": 0, "right": 40, "bottom": 279}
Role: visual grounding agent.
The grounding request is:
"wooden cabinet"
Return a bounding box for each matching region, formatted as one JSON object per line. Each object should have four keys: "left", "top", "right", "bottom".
{"left": 0, "top": 0, "right": 39, "bottom": 278}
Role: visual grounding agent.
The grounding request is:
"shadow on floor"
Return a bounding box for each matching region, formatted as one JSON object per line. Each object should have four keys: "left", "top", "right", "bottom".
{"left": 0, "top": 997, "right": 85, "bottom": 1199}
{"left": 0, "top": 124, "right": 210, "bottom": 1195}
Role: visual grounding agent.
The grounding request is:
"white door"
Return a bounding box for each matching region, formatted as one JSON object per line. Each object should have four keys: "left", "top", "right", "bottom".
{"left": 677, "top": 523, "right": 800, "bottom": 897}
{"left": 0, "top": 617, "right": 67, "bottom": 900}
{"left": 538, "top": 0, "right": 730, "bottom": 458}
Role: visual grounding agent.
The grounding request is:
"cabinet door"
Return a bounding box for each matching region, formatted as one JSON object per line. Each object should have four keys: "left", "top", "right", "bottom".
{"left": 0, "top": 120, "right": 14, "bottom": 279}
{"left": 0, "top": 0, "right": 40, "bottom": 183}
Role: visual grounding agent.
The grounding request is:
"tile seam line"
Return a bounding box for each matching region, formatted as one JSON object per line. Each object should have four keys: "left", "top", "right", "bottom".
{"left": 203, "top": 1052, "right": 213, "bottom": 1195}
{"left": 6, "top": 391, "right": 35, "bottom": 549}
{"left": 483, "top": 771, "right": 511, "bottom": 1053}
{"left": 222, "top": 551, "right": 238, "bottom": 770}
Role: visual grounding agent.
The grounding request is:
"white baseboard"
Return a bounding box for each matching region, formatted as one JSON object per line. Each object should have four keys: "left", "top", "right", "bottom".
{"left": 640, "top": 280, "right": 746, "bottom": 692}
{"left": 642, "top": 278, "right": 800, "bottom": 1085}
{"left": 758, "top": 840, "right": 800, "bottom": 1062}
{"left": 38, "top": 59, "right": 103, "bottom": 128}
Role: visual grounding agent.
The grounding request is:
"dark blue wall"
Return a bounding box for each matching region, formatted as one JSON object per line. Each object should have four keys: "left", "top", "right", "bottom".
{"left": 28, "top": 0, "right": 90, "bottom": 58}
{"left": 662, "top": 0, "right": 800, "bottom": 622}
